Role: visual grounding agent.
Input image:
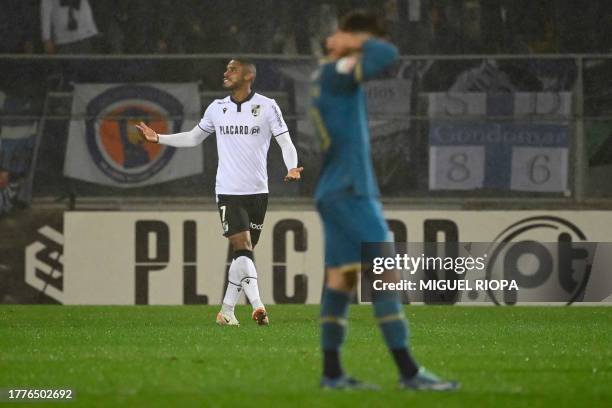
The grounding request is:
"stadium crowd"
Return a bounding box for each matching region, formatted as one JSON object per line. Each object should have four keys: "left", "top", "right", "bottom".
{"left": 1, "top": 0, "right": 612, "bottom": 216}
{"left": 1, "top": 0, "right": 612, "bottom": 56}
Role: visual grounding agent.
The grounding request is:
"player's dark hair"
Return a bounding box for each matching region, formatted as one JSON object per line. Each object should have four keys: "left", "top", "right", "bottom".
{"left": 339, "top": 9, "right": 387, "bottom": 37}
{"left": 231, "top": 57, "right": 257, "bottom": 79}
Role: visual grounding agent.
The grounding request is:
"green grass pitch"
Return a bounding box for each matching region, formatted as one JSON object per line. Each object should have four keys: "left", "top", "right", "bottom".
{"left": 1, "top": 305, "right": 611, "bottom": 407}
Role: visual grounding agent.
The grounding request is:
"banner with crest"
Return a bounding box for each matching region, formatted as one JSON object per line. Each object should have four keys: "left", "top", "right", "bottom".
{"left": 64, "top": 83, "right": 202, "bottom": 188}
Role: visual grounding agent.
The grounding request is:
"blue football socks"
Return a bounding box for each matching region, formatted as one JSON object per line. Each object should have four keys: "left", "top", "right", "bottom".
{"left": 373, "top": 290, "right": 419, "bottom": 379}
{"left": 321, "top": 288, "right": 351, "bottom": 379}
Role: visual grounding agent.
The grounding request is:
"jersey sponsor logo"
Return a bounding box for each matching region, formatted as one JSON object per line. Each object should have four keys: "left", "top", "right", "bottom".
{"left": 251, "top": 104, "right": 261, "bottom": 117}
{"left": 218, "top": 125, "right": 255, "bottom": 135}
{"left": 84, "top": 85, "right": 181, "bottom": 183}
{"left": 251, "top": 126, "right": 260, "bottom": 135}
{"left": 250, "top": 222, "right": 264, "bottom": 230}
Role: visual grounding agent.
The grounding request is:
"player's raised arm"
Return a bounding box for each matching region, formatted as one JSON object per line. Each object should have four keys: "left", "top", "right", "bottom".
{"left": 320, "top": 12, "right": 397, "bottom": 91}
{"left": 322, "top": 36, "right": 397, "bottom": 91}
{"left": 356, "top": 38, "right": 398, "bottom": 82}
{"left": 135, "top": 122, "right": 210, "bottom": 147}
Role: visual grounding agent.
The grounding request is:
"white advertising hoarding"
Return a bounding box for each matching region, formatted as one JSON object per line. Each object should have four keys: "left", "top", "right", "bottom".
{"left": 42, "top": 210, "right": 612, "bottom": 305}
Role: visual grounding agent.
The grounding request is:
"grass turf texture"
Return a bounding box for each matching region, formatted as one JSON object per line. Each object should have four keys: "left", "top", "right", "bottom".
{"left": 0, "top": 306, "right": 611, "bottom": 408}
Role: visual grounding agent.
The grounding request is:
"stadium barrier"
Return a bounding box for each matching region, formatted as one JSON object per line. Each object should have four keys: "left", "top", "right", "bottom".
{"left": 3, "top": 209, "right": 611, "bottom": 305}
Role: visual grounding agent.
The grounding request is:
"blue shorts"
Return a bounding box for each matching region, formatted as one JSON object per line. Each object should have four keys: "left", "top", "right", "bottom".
{"left": 316, "top": 194, "right": 390, "bottom": 268}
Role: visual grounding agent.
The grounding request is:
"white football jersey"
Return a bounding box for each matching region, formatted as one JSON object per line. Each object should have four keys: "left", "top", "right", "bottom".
{"left": 198, "top": 92, "right": 289, "bottom": 195}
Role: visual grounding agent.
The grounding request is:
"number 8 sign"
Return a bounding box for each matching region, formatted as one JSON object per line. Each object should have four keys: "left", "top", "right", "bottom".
{"left": 429, "top": 146, "right": 485, "bottom": 190}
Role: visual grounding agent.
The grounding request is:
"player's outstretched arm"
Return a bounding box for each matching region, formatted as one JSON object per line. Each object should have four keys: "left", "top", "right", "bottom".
{"left": 135, "top": 122, "right": 210, "bottom": 147}
{"left": 275, "top": 132, "right": 303, "bottom": 182}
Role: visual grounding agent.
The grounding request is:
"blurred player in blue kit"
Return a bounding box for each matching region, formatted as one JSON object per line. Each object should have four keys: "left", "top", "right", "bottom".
{"left": 311, "top": 10, "right": 459, "bottom": 390}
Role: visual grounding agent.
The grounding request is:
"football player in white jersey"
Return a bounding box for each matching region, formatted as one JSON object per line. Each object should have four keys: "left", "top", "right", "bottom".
{"left": 136, "top": 58, "right": 303, "bottom": 326}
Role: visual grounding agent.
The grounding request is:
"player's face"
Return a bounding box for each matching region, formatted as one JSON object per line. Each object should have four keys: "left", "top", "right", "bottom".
{"left": 223, "top": 60, "right": 248, "bottom": 90}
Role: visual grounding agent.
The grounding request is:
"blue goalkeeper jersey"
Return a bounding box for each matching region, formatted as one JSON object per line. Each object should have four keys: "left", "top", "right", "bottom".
{"left": 310, "top": 39, "right": 398, "bottom": 201}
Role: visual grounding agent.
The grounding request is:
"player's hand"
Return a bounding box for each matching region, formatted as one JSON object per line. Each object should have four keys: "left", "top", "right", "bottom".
{"left": 326, "top": 31, "right": 371, "bottom": 57}
{"left": 135, "top": 121, "right": 159, "bottom": 143}
{"left": 284, "top": 167, "right": 303, "bottom": 182}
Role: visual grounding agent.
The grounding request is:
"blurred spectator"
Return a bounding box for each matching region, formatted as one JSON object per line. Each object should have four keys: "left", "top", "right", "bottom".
{"left": 384, "top": 0, "right": 402, "bottom": 50}
{"left": 556, "top": 0, "right": 612, "bottom": 53}
{"left": 0, "top": 0, "right": 36, "bottom": 53}
{"left": 271, "top": 2, "right": 297, "bottom": 55}
{"left": 427, "top": 2, "right": 463, "bottom": 54}
{"left": 219, "top": 0, "right": 278, "bottom": 53}
{"left": 0, "top": 143, "right": 25, "bottom": 216}
{"left": 96, "top": 0, "right": 184, "bottom": 54}
{"left": 502, "top": 0, "right": 557, "bottom": 53}
{"left": 176, "top": 0, "right": 215, "bottom": 53}
{"left": 287, "top": 0, "right": 316, "bottom": 54}
{"left": 0, "top": 168, "right": 8, "bottom": 190}
{"left": 480, "top": 0, "right": 515, "bottom": 54}
{"left": 41, "top": 0, "right": 99, "bottom": 54}
{"left": 594, "top": 3, "right": 612, "bottom": 52}
{"left": 461, "top": 0, "right": 484, "bottom": 53}
{"left": 385, "top": 0, "right": 426, "bottom": 54}
{"left": 0, "top": 87, "right": 37, "bottom": 214}
{"left": 0, "top": 168, "right": 23, "bottom": 215}
{"left": 308, "top": 3, "right": 339, "bottom": 57}
{"left": 15, "top": 0, "right": 611, "bottom": 57}
{"left": 224, "top": 23, "right": 248, "bottom": 53}
{"left": 96, "top": 2, "right": 131, "bottom": 54}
